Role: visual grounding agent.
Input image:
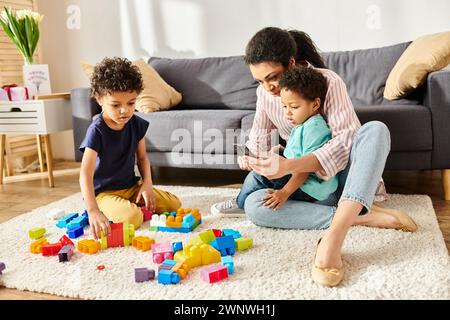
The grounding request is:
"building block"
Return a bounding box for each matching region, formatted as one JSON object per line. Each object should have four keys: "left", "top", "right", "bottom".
{"left": 166, "top": 215, "right": 182, "bottom": 228}
{"left": 149, "top": 226, "right": 158, "bottom": 232}
{"left": 59, "top": 235, "right": 74, "bottom": 247}
{"left": 100, "top": 233, "right": 108, "bottom": 250}
{"left": 67, "top": 215, "right": 89, "bottom": 229}
{"left": 173, "top": 244, "right": 202, "bottom": 269}
{"left": 187, "top": 230, "right": 216, "bottom": 246}
{"left": 67, "top": 226, "right": 84, "bottom": 239}
{"left": 42, "top": 243, "right": 63, "bottom": 256}
{"left": 169, "top": 211, "right": 177, "bottom": 217}
{"left": 78, "top": 239, "right": 101, "bottom": 254}
{"left": 172, "top": 241, "right": 183, "bottom": 253}
{"left": 212, "top": 229, "right": 223, "bottom": 237}
{"left": 30, "top": 238, "right": 48, "bottom": 254}
{"left": 157, "top": 226, "right": 192, "bottom": 233}
{"left": 160, "top": 259, "right": 177, "bottom": 268}
{"left": 58, "top": 244, "right": 74, "bottom": 262}
{"left": 123, "top": 223, "right": 134, "bottom": 246}
{"left": 181, "top": 214, "right": 196, "bottom": 229}
{"left": 141, "top": 206, "right": 155, "bottom": 222}
{"left": 56, "top": 213, "right": 78, "bottom": 228}
{"left": 132, "top": 236, "right": 154, "bottom": 251}
{"left": 221, "top": 256, "right": 234, "bottom": 275}
{"left": 135, "top": 268, "right": 155, "bottom": 282}
{"left": 172, "top": 261, "right": 189, "bottom": 279}
{"left": 107, "top": 223, "right": 124, "bottom": 248}
{"left": 82, "top": 210, "right": 89, "bottom": 225}
{"left": 222, "top": 229, "right": 242, "bottom": 239}
{"left": 28, "top": 227, "right": 46, "bottom": 240}
{"left": 46, "top": 208, "right": 65, "bottom": 220}
{"left": 158, "top": 264, "right": 173, "bottom": 271}
{"left": 200, "top": 265, "right": 229, "bottom": 283}
{"left": 210, "top": 235, "right": 236, "bottom": 256}
{"left": 161, "top": 211, "right": 171, "bottom": 217}
{"left": 152, "top": 242, "right": 174, "bottom": 264}
{"left": 158, "top": 269, "right": 180, "bottom": 285}
{"left": 235, "top": 238, "right": 253, "bottom": 251}
{"left": 200, "top": 244, "right": 222, "bottom": 265}
{"left": 0, "top": 262, "right": 5, "bottom": 274}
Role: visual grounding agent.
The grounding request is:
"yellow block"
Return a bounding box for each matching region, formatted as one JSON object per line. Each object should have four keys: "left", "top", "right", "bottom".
{"left": 30, "top": 238, "right": 48, "bottom": 254}
{"left": 78, "top": 239, "right": 101, "bottom": 254}
{"left": 174, "top": 244, "right": 202, "bottom": 269}
{"left": 200, "top": 244, "right": 221, "bottom": 265}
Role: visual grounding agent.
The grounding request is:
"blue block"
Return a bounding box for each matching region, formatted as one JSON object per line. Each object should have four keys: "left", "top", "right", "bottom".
{"left": 82, "top": 210, "right": 89, "bottom": 225}
{"left": 169, "top": 211, "right": 177, "bottom": 217}
{"left": 67, "top": 226, "right": 84, "bottom": 239}
{"left": 172, "top": 242, "right": 183, "bottom": 253}
{"left": 66, "top": 215, "right": 88, "bottom": 229}
{"left": 221, "top": 256, "right": 234, "bottom": 275}
{"left": 222, "top": 229, "right": 242, "bottom": 239}
{"left": 158, "top": 269, "right": 180, "bottom": 285}
{"left": 158, "top": 226, "right": 192, "bottom": 233}
{"left": 210, "top": 236, "right": 236, "bottom": 256}
{"left": 161, "top": 259, "right": 177, "bottom": 267}
{"left": 56, "top": 213, "right": 79, "bottom": 228}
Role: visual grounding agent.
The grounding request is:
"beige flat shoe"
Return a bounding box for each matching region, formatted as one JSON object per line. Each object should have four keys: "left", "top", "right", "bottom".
{"left": 372, "top": 204, "right": 418, "bottom": 232}
{"left": 311, "top": 239, "right": 344, "bottom": 287}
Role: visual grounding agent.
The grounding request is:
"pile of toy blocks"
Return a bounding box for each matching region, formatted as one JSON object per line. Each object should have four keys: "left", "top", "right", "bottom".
{"left": 134, "top": 228, "right": 253, "bottom": 285}
{"left": 54, "top": 210, "right": 89, "bottom": 239}
{"left": 29, "top": 229, "right": 76, "bottom": 263}
{"left": 149, "top": 207, "right": 202, "bottom": 233}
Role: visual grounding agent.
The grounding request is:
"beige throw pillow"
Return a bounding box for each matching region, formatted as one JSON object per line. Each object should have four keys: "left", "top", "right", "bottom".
{"left": 82, "top": 59, "right": 182, "bottom": 112}
{"left": 384, "top": 31, "right": 450, "bottom": 100}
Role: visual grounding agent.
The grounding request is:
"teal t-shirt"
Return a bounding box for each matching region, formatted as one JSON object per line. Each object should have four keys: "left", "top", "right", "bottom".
{"left": 283, "top": 114, "right": 338, "bottom": 201}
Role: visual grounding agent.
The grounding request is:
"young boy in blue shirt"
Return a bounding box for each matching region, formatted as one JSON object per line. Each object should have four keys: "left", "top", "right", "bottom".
{"left": 79, "top": 57, "right": 181, "bottom": 239}
{"left": 236, "top": 66, "right": 338, "bottom": 210}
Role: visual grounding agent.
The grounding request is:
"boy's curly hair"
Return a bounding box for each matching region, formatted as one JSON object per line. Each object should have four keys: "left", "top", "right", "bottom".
{"left": 279, "top": 66, "right": 328, "bottom": 108}
{"left": 90, "top": 57, "right": 144, "bottom": 98}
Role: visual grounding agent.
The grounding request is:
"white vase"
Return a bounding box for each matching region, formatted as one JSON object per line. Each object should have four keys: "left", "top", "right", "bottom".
{"left": 22, "top": 64, "right": 52, "bottom": 99}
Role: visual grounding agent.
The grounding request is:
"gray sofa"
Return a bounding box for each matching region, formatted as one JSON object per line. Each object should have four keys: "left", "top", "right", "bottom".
{"left": 70, "top": 41, "right": 450, "bottom": 197}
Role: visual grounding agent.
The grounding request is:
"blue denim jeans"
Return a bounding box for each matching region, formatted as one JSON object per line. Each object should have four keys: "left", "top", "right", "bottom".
{"left": 243, "top": 121, "right": 391, "bottom": 230}
{"left": 236, "top": 172, "right": 318, "bottom": 208}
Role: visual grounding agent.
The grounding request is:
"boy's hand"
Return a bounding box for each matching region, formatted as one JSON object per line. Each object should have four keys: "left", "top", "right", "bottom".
{"left": 88, "top": 209, "right": 111, "bottom": 240}
{"left": 261, "top": 189, "right": 289, "bottom": 211}
{"left": 136, "top": 183, "right": 156, "bottom": 212}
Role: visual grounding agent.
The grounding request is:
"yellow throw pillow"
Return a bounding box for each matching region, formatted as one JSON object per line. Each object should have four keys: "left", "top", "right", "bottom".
{"left": 384, "top": 31, "right": 450, "bottom": 100}
{"left": 81, "top": 59, "right": 182, "bottom": 112}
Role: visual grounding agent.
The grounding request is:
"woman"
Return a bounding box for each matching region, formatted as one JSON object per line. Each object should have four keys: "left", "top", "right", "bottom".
{"left": 211, "top": 27, "right": 417, "bottom": 287}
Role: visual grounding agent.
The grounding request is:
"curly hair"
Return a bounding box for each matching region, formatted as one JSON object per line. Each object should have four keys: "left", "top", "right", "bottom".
{"left": 244, "top": 27, "right": 326, "bottom": 69}
{"left": 90, "top": 57, "right": 143, "bottom": 98}
{"left": 279, "top": 66, "right": 328, "bottom": 108}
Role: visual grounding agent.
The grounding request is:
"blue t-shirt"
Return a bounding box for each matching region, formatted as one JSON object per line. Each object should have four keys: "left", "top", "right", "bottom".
{"left": 283, "top": 114, "right": 338, "bottom": 201}
{"left": 79, "top": 113, "right": 149, "bottom": 195}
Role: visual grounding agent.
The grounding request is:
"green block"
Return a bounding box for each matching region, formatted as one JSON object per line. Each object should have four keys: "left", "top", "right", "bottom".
{"left": 187, "top": 230, "right": 215, "bottom": 246}
{"left": 100, "top": 231, "right": 108, "bottom": 250}
{"left": 123, "top": 223, "right": 134, "bottom": 246}
{"left": 28, "top": 227, "right": 46, "bottom": 240}
{"left": 149, "top": 226, "right": 158, "bottom": 232}
{"left": 161, "top": 212, "right": 170, "bottom": 217}
{"left": 235, "top": 237, "right": 253, "bottom": 251}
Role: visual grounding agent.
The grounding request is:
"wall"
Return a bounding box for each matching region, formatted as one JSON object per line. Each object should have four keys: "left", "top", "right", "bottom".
{"left": 35, "top": 0, "right": 450, "bottom": 160}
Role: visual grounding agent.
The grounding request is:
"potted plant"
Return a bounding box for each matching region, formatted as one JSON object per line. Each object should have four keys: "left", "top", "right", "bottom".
{"left": 0, "top": 7, "right": 51, "bottom": 98}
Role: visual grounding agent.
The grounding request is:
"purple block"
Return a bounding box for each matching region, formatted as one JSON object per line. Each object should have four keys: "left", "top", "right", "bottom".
{"left": 135, "top": 268, "right": 155, "bottom": 283}
{"left": 0, "top": 262, "right": 5, "bottom": 274}
{"left": 58, "top": 245, "right": 74, "bottom": 262}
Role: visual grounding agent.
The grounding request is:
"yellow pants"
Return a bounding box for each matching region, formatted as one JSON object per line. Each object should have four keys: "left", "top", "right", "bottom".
{"left": 95, "top": 183, "right": 181, "bottom": 229}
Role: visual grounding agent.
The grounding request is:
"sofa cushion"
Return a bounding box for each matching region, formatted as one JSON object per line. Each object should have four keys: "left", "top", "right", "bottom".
{"left": 355, "top": 104, "right": 432, "bottom": 152}
{"left": 148, "top": 56, "right": 258, "bottom": 110}
{"left": 323, "top": 42, "right": 413, "bottom": 106}
{"left": 137, "top": 109, "right": 254, "bottom": 154}
{"left": 384, "top": 31, "right": 450, "bottom": 100}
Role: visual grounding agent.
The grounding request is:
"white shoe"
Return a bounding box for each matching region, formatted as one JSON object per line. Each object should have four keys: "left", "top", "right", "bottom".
{"left": 210, "top": 198, "right": 245, "bottom": 217}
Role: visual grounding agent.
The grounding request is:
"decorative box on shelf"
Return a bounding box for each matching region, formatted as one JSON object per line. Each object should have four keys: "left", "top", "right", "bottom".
{"left": 0, "top": 93, "right": 72, "bottom": 187}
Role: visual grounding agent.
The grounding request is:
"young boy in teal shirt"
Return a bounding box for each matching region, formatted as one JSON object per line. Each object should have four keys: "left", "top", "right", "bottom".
{"left": 236, "top": 66, "right": 338, "bottom": 210}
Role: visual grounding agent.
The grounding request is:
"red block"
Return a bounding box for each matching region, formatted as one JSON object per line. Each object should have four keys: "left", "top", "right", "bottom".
{"left": 42, "top": 243, "right": 63, "bottom": 256}
{"left": 106, "top": 223, "right": 124, "bottom": 247}
{"left": 59, "top": 235, "right": 74, "bottom": 247}
{"left": 212, "top": 229, "right": 223, "bottom": 237}
{"left": 200, "top": 265, "right": 229, "bottom": 283}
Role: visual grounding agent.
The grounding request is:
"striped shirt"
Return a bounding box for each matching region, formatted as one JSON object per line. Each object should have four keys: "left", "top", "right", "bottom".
{"left": 247, "top": 66, "right": 387, "bottom": 202}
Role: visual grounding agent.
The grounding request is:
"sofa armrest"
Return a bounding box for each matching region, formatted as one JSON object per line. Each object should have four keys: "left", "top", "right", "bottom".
{"left": 424, "top": 68, "right": 450, "bottom": 168}
{"left": 70, "top": 88, "right": 101, "bottom": 161}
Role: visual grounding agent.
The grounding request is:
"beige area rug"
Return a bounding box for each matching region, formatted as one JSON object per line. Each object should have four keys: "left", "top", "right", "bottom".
{"left": 0, "top": 186, "right": 449, "bottom": 300}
